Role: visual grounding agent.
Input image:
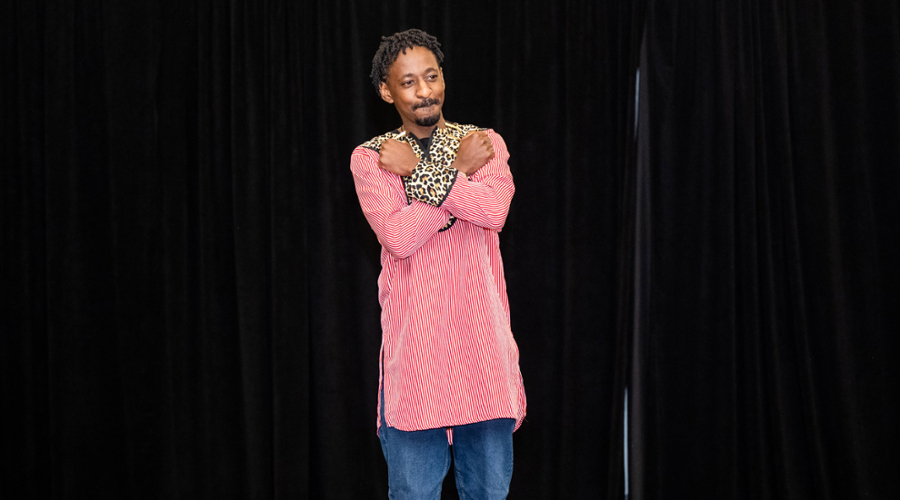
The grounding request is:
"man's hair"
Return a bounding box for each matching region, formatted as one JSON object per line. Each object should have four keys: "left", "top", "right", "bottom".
{"left": 370, "top": 29, "right": 444, "bottom": 94}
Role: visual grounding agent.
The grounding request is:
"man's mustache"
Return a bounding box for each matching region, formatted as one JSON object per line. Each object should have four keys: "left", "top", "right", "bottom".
{"left": 413, "top": 98, "right": 440, "bottom": 110}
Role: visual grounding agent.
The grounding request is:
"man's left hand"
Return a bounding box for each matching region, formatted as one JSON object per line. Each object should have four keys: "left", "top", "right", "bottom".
{"left": 379, "top": 139, "right": 418, "bottom": 177}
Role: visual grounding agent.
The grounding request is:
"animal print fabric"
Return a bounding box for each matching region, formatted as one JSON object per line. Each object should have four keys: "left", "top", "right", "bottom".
{"left": 360, "top": 122, "right": 485, "bottom": 232}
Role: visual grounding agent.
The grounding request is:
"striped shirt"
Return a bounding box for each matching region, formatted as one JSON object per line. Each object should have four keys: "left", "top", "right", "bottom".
{"left": 350, "top": 126, "right": 527, "bottom": 434}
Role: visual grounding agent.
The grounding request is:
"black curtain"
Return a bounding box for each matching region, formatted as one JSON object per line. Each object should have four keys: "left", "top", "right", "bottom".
{"left": 2, "top": 0, "right": 638, "bottom": 498}
{"left": 631, "top": 1, "right": 900, "bottom": 499}
{"left": 3, "top": 1, "right": 311, "bottom": 498}
{"left": 3, "top": 1, "right": 898, "bottom": 499}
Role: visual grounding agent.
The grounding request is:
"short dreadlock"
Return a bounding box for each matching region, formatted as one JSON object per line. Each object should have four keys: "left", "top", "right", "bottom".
{"left": 370, "top": 29, "right": 444, "bottom": 95}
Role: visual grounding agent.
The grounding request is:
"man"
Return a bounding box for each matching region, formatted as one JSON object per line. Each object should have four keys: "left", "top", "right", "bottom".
{"left": 350, "top": 29, "right": 526, "bottom": 500}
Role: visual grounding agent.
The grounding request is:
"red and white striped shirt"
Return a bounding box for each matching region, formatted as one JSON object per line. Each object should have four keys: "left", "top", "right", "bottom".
{"left": 350, "top": 127, "right": 526, "bottom": 434}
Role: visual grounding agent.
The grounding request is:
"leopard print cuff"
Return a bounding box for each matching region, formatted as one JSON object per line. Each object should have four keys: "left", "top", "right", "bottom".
{"left": 403, "top": 160, "right": 459, "bottom": 207}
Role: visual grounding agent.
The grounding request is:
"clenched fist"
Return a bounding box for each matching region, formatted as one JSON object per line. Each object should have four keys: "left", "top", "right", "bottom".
{"left": 378, "top": 139, "right": 418, "bottom": 177}
{"left": 453, "top": 131, "right": 494, "bottom": 177}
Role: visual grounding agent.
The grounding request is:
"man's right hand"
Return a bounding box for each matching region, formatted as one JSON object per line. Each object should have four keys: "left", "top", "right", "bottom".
{"left": 453, "top": 131, "right": 495, "bottom": 177}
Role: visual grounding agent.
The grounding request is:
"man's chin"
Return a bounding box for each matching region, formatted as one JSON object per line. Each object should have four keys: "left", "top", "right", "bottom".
{"left": 414, "top": 113, "right": 441, "bottom": 127}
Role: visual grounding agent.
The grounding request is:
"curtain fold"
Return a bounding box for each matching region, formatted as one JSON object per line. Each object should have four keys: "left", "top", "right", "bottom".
{"left": 631, "top": 1, "right": 900, "bottom": 498}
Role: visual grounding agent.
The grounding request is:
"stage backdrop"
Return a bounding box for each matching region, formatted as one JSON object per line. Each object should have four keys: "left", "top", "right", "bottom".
{"left": 630, "top": 2, "right": 900, "bottom": 499}
{"left": 1, "top": 0, "right": 897, "bottom": 499}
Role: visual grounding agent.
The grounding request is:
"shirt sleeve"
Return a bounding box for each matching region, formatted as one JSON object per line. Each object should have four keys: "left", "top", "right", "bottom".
{"left": 441, "top": 130, "right": 515, "bottom": 231}
{"left": 351, "top": 146, "right": 451, "bottom": 259}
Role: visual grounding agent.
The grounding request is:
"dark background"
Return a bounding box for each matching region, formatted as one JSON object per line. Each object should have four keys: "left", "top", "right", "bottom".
{"left": 1, "top": 1, "right": 897, "bottom": 499}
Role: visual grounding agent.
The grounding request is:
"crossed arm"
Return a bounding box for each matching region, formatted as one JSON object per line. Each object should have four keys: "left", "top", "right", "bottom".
{"left": 350, "top": 130, "right": 515, "bottom": 258}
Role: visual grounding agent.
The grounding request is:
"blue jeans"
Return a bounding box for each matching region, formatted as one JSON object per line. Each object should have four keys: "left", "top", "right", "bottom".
{"left": 379, "top": 396, "right": 515, "bottom": 499}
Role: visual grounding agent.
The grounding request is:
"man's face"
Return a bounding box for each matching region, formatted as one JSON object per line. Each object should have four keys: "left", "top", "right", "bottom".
{"left": 379, "top": 46, "right": 445, "bottom": 129}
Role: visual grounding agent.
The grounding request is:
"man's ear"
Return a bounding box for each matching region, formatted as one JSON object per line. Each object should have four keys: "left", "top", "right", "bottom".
{"left": 379, "top": 82, "right": 394, "bottom": 104}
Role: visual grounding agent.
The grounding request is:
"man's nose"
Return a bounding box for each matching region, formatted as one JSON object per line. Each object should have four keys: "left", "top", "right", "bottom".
{"left": 415, "top": 80, "right": 432, "bottom": 98}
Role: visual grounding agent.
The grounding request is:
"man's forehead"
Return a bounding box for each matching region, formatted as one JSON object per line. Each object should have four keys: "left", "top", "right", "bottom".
{"left": 389, "top": 46, "right": 440, "bottom": 76}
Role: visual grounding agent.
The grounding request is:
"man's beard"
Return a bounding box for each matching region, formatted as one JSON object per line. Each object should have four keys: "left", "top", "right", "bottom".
{"left": 413, "top": 98, "right": 441, "bottom": 127}
{"left": 414, "top": 112, "right": 441, "bottom": 127}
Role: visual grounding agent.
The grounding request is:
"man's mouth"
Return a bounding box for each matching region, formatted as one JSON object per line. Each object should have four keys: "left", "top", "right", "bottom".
{"left": 414, "top": 99, "right": 440, "bottom": 110}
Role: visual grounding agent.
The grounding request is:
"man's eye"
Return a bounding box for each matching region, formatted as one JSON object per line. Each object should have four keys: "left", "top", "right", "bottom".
{"left": 403, "top": 81, "right": 413, "bottom": 86}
